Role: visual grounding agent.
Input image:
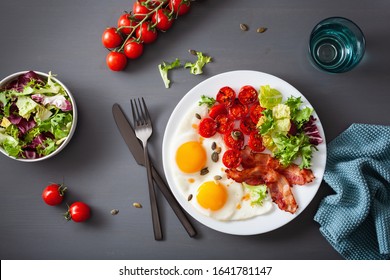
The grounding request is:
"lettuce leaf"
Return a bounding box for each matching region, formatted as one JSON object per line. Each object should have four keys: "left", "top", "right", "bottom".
{"left": 15, "top": 96, "right": 38, "bottom": 119}
{"left": 243, "top": 183, "right": 269, "bottom": 207}
{"left": 158, "top": 58, "right": 181, "bottom": 88}
{"left": 0, "top": 129, "right": 21, "bottom": 157}
{"left": 259, "top": 85, "right": 283, "bottom": 109}
{"left": 184, "top": 51, "right": 212, "bottom": 75}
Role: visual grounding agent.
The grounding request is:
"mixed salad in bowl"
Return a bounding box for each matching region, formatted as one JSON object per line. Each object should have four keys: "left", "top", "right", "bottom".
{"left": 0, "top": 71, "right": 76, "bottom": 161}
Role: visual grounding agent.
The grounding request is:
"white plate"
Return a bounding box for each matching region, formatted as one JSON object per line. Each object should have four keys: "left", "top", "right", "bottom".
{"left": 162, "top": 70, "right": 327, "bottom": 235}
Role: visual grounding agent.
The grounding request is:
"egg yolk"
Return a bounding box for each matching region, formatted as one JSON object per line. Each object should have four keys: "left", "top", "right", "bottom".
{"left": 176, "top": 141, "right": 207, "bottom": 173}
{"left": 196, "top": 181, "right": 227, "bottom": 211}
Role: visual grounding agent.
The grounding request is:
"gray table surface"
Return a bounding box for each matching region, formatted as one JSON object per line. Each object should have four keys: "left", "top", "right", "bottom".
{"left": 1, "top": 0, "right": 389, "bottom": 260}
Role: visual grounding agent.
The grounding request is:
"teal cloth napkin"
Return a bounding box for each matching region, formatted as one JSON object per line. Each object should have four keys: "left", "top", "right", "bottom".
{"left": 314, "top": 124, "right": 390, "bottom": 260}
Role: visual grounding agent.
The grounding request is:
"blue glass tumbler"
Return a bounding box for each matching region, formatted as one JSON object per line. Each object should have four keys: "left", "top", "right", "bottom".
{"left": 309, "top": 17, "right": 365, "bottom": 73}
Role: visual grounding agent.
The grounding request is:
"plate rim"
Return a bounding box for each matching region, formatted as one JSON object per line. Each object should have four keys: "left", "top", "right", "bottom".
{"left": 162, "top": 70, "right": 327, "bottom": 235}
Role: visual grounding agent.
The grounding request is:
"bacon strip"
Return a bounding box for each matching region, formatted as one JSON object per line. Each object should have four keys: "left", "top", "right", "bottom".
{"left": 225, "top": 166, "right": 279, "bottom": 185}
{"left": 267, "top": 174, "right": 298, "bottom": 214}
{"left": 277, "top": 164, "right": 315, "bottom": 185}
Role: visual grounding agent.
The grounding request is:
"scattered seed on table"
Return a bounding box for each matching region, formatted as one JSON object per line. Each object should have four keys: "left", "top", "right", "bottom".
{"left": 189, "top": 49, "right": 197, "bottom": 55}
{"left": 240, "top": 23, "right": 249, "bottom": 31}
{"left": 256, "top": 27, "right": 268, "bottom": 33}
{"left": 110, "top": 209, "right": 119, "bottom": 215}
{"left": 133, "top": 202, "right": 142, "bottom": 208}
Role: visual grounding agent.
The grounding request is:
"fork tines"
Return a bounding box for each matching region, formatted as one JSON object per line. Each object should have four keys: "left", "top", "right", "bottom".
{"left": 130, "top": 97, "right": 151, "bottom": 127}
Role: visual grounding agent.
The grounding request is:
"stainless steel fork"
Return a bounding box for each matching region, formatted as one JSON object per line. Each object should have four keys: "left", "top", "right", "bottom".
{"left": 130, "top": 97, "right": 162, "bottom": 240}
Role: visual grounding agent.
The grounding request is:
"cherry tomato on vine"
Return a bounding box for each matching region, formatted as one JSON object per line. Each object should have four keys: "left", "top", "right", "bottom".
{"left": 42, "top": 183, "right": 67, "bottom": 206}
{"left": 106, "top": 51, "right": 127, "bottom": 71}
{"left": 169, "top": 0, "right": 191, "bottom": 16}
{"left": 152, "top": 9, "right": 174, "bottom": 31}
{"left": 102, "top": 27, "right": 122, "bottom": 49}
{"left": 222, "top": 149, "right": 242, "bottom": 169}
{"left": 198, "top": 117, "right": 217, "bottom": 138}
{"left": 238, "top": 85, "right": 258, "bottom": 105}
{"left": 65, "top": 202, "right": 91, "bottom": 223}
{"left": 133, "top": 1, "right": 152, "bottom": 20}
{"left": 216, "top": 86, "right": 236, "bottom": 107}
{"left": 136, "top": 22, "right": 158, "bottom": 44}
{"left": 124, "top": 40, "right": 144, "bottom": 59}
{"left": 117, "top": 13, "right": 136, "bottom": 35}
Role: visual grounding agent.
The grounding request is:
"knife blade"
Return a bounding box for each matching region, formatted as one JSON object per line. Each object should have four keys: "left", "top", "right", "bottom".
{"left": 112, "top": 103, "right": 197, "bottom": 238}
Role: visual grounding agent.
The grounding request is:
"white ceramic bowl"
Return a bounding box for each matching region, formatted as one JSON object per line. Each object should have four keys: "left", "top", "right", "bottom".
{"left": 0, "top": 71, "right": 77, "bottom": 162}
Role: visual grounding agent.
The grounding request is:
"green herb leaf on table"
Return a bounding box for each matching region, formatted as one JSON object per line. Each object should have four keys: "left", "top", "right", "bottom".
{"left": 158, "top": 58, "right": 181, "bottom": 88}
{"left": 184, "top": 51, "right": 212, "bottom": 75}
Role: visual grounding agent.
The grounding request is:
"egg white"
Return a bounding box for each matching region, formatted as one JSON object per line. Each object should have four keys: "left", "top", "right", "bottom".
{"left": 169, "top": 103, "right": 273, "bottom": 221}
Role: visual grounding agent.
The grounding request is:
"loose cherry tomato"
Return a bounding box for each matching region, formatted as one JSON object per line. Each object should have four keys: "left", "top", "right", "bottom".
{"left": 42, "top": 183, "right": 67, "bottom": 206}
{"left": 216, "top": 86, "right": 236, "bottom": 107}
{"left": 228, "top": 99, "right": 248, "bottom": 120}
{"left": 152, "top": 9, "right": 174, "bottom": 31}
{"left": 136, "top": 22, "right": 158, "bottom": 44}
{"left": 124, "top": 40, "right": 144, "bottom": 59}
{"left": 133, "top": 1, "right": 152, "bottom": 20}
{"left": 224, "top": 129, "right": 244, "bottom": 150}
{"left": 65, "top": 202, "right": 91, "bottom": 223}
{"left": 222, "top": 149, "right": 242, "bottom": 169}
{"left": 169, "top": 0, "right": 191, "bottom": 16}
{"left": 248, "top": 131, "right": 265, "bottom": 152}
{"left": 215, "top": 114, "right": 234, "bottom": 134}
{"left": 106, "top": 51, "right": 127, "bottom": 71}
{"left": 240, "top": 116, "right": 257, "bottom": 135}
{"left": 249, "top": 104, "right": 265, "bottom": 124}
{"left": 238, "top": 85, "right": 258, "bottom": 105}
{"left": 102, "top": 27, "right": 122, "bottom": 48}
{"left": 208, "top": 103, "right": 227, "bottom": 119}
{"left": 198, "top": 118, "right": 217, "bottom": 138}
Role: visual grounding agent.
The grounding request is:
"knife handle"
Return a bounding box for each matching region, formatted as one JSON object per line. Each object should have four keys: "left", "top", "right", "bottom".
{"left": 151, "top": 165, "right": 197, "bottom": 238}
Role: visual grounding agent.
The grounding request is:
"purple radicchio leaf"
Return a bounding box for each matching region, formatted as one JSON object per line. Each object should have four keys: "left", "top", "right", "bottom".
{"left": 303, "top": 116, "right": 323, "bottom": 145}
{"left": 5, "top": 71, "right": 44, "bottom": 92}
{"left": 31, "top": 94, "right": 72, "bottom": 111}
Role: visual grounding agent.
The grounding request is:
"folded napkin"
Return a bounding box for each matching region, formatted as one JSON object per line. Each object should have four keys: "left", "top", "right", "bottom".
{"left": 314, "top": 123, "right": 390, "bottom": 260}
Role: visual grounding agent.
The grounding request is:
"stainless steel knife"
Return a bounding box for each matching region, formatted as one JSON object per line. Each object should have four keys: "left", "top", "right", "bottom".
{"left": 112, "top": 103, "right": 197, "bottom": 238}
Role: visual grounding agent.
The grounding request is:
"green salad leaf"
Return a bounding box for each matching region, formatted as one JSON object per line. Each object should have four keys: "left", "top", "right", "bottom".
{"left": 184, "top": 51, "right": 212, "bottom": 75}
{"left": 158, "top": 58, "right": 181, "bottom": 88}
{"left": 243, "top": 183, "right": 269, "bottom": 207}
{"left": 259, "top": 85, "right": 283, "bottom": 109}
{"left": 198, "top": 95, "right": 216, "bottom": 108}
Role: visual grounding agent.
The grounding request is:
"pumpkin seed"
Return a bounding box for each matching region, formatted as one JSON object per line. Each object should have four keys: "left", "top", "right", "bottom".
{"left": 214, "top": 175, "right": 222, "bottom": 181}
{"left": 211, "top": 151, "right": 219, "bottom": 162}
{"left": 195, "top": 113, "right": 201, "bottom": 120}
{"left": 211, "top": 142, "right": 217, "bottom": 150}
{"left": 133, "top": 202, "right": 142, "bottom": 208}
{"left": 110, "top": 209, "right": 119, "bottom": 215}
{"left": 240, "top": 23, "right": 249, "bottom": 31}
{"left": 256, "top": 27, "right": 268, "bottom": 33}
{"left": 187, "top": 194, "right": 193, "bottom": 201}
{"left": 189, "top": 49, "right": 197, "bottom": 56}
{"left": 200, "top": 167, "right": 209, "bottom": 175}
{"left": 215, "top": 147, "right": 222, "bottom": 154}
{"left": 231, "top": 130, "right": 242, "bottom": 140}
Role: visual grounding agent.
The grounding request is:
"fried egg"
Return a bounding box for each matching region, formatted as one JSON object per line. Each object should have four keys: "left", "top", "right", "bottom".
{"left": 170, "top": 104, "right": 272, "bottom": 221}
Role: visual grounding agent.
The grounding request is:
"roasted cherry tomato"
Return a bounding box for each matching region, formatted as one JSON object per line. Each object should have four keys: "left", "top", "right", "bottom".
{"left": 152, "top": 9, "right": 174, "bottom": 31}
{"left": 65, "top": 202, "right": 91, "bottom": 223}
{"left": 198, "top": 117, "right": 217, "bottom": 138}
{"left": 208, "top": 103, "right": 227, "bottom": 119}
{"left": 215, "top": 114, "right": 234, "bottom": 134}
{"left": 222, "top": 149, "right": 242, "bottom": 169}
{"left": 117, "top": 13, "right": 136, "bottom": 35}
{"left": 106, "top": 51, "right": 127, "bottom": 71}
{"left": 248, "top": 131, "right": 265, "bottom": 152}
{"left": 216, "top": 86, "right": 236, "bottom": 107}
{"left": 224, "top": 129, "right": 244, "bottom": 150}
{"left": 42, "top": 183, "right": 67, "bottom": 206}
{"left": 240, "top": 116, "right": 257, "bottom": 135}
{"left": 238, "top": 85, "right": 258, "bottom": 105}
{"left": 124, "top": 40, "right": 144, "bottom": 59}
{"left": 133, "top": 1, "right": 152, "bottom": 20}
{"left": 136, "top": 22, "right": 158, "bottom": 44}
{"left": 169, "top": 0, "right": 191, "bottom": 16}
{"left": 249, "top": 104, "right": 265, "bottom": 124}
{"left": 228, "top": 99, "right": 248, "bottom": 120}
{"left": 102, "top": 27, "right": 122, "bottom": 48}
